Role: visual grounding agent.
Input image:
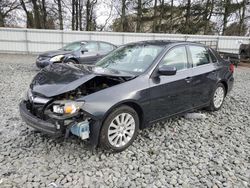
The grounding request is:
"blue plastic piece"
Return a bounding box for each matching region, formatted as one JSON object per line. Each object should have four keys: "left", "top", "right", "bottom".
{"left": 70, "top": 120, "right": 89, "bottom": 140}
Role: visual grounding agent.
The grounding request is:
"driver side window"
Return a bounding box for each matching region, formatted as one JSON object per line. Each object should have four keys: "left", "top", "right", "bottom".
{"left": 84, "top": 42, "right": 98, "bottom": 53}
{"left": 160, "top": 46, "right": 188, "bottom": 71}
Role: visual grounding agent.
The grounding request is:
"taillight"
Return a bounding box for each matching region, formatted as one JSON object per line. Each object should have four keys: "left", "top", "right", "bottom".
{"left": 229, "top": 63, "right": 234, "bottom": 73}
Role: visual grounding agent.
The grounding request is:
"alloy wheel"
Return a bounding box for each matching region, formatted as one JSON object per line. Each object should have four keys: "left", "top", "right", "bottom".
{"left": 213, "top": 86, "right": 225, "bottom": 109}
{"left": 107, "top": 113, "right": 135, "bottom": 148}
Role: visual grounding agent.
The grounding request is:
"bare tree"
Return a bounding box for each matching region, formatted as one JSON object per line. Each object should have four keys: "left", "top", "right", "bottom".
{"left": 120, "top": 0, "right": 127, "bottom": 31}
{"left": 169, "top": 0, "right": 173, "bottom": 33}
{"left": 98, "top": 1, "right": 114, "bottom": 31}
{"left": 57, "top": 0, "right": 63, "bottom": 30}
{"left": 30, "top": 0, "right": 42, "bottom": 28}
{"left": 86, "top": 0, "right": 97, "bottom": 31}
{"left": 136, "top": 0, "right": 142, "bottom": 32}
{"left": 20, "top": 0, "right": 34, "bottom": 28}
{"left": 203, "top": 0, "right": 214, "bottom": 34}
{"left": 152, "top": 0, "right": 157, "bottom": 32}
{"left": 72, "top": 0, "right": 75, "bottom": 30}
{"left": 238, "top": 0, "right": 247, "bottom": 35}
{"left": 0, "top": 0, "right": 20, "bottom": 27}
{"left": 184, "top": 0, "right": 191, "bottom": 34}
{"left": 222, "top": 0, "right": 231, "bottom": 35}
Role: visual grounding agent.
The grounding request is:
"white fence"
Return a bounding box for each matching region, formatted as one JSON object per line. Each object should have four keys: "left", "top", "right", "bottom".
{"left": 0, "top": 27, "right": 249, "bottom": 54}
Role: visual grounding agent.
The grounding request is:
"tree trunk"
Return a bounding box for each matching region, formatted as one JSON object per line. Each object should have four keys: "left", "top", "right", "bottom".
{"left": 31, "top": 0, "right": 41, "bottom": 29}
{"left": 169, "top": 0, "right": 173, "bottom": 33}
{"left": 86, "top": 0, "right": 90, "bottom": 31}
{"left": 136, "top": 0, "right": 142, "bottom": 32}
{"left": 121, "top": 0, "right": 126, "bottom": 32}
{"left": 159, "top": 0, "right": 165, "bottom": 32}
{"left": 152, "top": 0, "right": 157, "bottom": 32}
{"left": 41, "top": 0, "right": 47, "bottom": 28}
{"left": 72, "top": 0, "right": 75, "bottom": 30}
{"left": 58, "top": 0, "right": 63, "bottom": 30}
{"left": 0, "top": 13, "right": 4, "bottom": 27}
{"left": 20, "top": 0, "right": 34, "bottom": 28}
{"left": 222, "top": 0, "right": 230, "bottom": 35}
{"left": 75, "top": 0, "right": 79, "bottom": 30}
{"left": 203, "top": 0, "right": 214, "bottom": 34}
{"left": 238, "top": 0, "right": 246, "bottom": 35}
{"left": 185, "top": 0, "right": 191, "bottom": 34}
{"left": 79, "top": 0, "right": 82, "bottom": 30}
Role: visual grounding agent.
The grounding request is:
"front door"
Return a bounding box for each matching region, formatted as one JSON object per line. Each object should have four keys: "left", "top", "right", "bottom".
{"left": 149, "top": 45, "right": 193, "bottom": 122}
{"left": 80, "top": 42, "right": 99, "bottom": 64}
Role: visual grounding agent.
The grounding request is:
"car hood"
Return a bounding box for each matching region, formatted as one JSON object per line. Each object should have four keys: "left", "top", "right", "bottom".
{"left": 30, "top": 64, "right": 134, "bottom": 97}
{"left": 39, "top": 50, "right": 72, "bottom": 57}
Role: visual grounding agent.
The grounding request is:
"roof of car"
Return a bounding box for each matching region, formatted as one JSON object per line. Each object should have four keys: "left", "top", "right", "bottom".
{"left": 74, "top": 40, "right": 115, "bottom": 44}
{"left": 127, "top": 40, "right": 206, "bottom": 46}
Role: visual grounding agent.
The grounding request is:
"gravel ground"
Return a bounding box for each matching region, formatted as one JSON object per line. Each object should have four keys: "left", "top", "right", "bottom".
{"left": 0, "top": 53, "right": 249, "bottom": 188}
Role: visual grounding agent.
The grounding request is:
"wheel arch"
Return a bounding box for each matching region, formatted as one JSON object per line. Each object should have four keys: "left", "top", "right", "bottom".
{"left": 101, "top": 100, "right": 145, "bottom": 130}
{"left": 218, "top": 80, "right": 228, "bottom": 95}
{"left": 64, "top": 56, "right": 79, "bottom": 63}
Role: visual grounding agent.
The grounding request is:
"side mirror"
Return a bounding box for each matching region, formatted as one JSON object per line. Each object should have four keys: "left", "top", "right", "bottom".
{"left": 81, "top": 48, "right": 88, "bottom": 54}
{"left": 158, "top": 65, "right": 177, "bottom": 76}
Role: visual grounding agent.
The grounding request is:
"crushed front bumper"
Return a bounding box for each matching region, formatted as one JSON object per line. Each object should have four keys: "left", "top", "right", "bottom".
{"left": 19, "top": 100, "right": 102, "bottom": 147}
{"left": 19, "top": 101, "right": 62, "bottom": 137}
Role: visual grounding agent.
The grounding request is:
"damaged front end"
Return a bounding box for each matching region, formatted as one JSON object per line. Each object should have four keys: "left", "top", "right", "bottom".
{"left": 19, "top": 92, "right": 92, "bottom": 141}
{"left": 19, "top": 64, "right": 133, "bottom": 146}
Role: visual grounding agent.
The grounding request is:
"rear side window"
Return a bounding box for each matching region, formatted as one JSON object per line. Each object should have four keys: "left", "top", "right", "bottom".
{"left": 99, "top": 42, "right": 114, "bottom": 52}
{"left": 189, "top": 46, "right": 210, "bottom": 67}
{"left": 160, "top": 46, "right": 188, "bottom": 71}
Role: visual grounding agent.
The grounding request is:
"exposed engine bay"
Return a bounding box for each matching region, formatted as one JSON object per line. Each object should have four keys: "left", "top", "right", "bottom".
{"left": 54, "top": 76, "right": 131, "bottom": 100}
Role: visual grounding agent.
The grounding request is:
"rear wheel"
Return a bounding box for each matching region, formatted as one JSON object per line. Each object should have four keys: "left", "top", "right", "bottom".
{"left": 240, "top": 51, "right": 247, "bottom": 60}
{"left": 99, "top": 105, "right": 139, "bottom": 152}
{"left": 207, "top": 83, "right": 226, "bottom": 111}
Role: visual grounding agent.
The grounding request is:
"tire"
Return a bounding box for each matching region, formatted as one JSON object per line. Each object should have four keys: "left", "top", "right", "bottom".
{"left": 99, "top": 105, "right": 139, "bottom": 152}
{"left": 240, "top": 51, "right": 247, "bottom": 60}
{"left": 66, "top": 59, "right": 78, "bottom": 65}
{"left": 207, "top": 83, "right": 226, "bottom": 111}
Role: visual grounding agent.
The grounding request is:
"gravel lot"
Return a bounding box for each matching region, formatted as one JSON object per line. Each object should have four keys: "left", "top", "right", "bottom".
{"left": 0, "top": 53, "right": 249, "bottom": 188}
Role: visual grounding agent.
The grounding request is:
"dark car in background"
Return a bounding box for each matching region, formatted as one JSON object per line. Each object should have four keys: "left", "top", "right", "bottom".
{"left": 20, "top": 40, "right": 234, "bottom": 152}
{"left": 36, "top": 41, "right": 117, "bottom": 68}
{"left": 239, "top": 43, "right": 250, "bottom": 60}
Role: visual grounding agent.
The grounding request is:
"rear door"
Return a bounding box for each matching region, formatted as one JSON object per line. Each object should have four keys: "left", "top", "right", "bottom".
{"left": 149, "top": 45, "right": 193, "bottom": 121}
{"left": 187, "top": 45, "right": 219, "bottom": 107}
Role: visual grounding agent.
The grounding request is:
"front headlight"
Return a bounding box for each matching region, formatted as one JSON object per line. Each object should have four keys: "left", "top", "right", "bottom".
{"left": 52, "top": 101, "right": 85, "bottom": 114}
{"left": 50, "top": 55, "right": 64, "bottom": 62}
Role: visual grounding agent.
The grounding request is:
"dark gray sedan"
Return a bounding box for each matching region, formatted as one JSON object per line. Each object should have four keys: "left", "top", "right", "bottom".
{"left": 20, "top": 40, "right": 234, "bottom": 152}
{"left": 36, "top": 41, "right": 117, "bottom": 68}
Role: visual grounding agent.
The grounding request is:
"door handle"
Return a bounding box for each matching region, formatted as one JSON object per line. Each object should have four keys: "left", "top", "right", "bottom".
{"left": 185, "top": 77, "right": 192, "bottom": 83}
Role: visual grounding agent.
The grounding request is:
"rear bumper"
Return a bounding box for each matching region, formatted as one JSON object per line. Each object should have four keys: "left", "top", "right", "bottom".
{"left": 19, "top": 101, "right": 62, "bottom": 136}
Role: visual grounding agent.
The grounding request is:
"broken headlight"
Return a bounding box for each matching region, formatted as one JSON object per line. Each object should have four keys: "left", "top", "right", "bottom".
{"left": 52, "top": 101, "right": 85, "bottom": 115}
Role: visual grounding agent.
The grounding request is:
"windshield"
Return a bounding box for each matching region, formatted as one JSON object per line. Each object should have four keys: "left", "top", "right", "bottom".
{"left": 60, "top": 42, "right": 83, "bottom": 51}
{"left": 95, "top": 44, "right": 164, "bottom": 74}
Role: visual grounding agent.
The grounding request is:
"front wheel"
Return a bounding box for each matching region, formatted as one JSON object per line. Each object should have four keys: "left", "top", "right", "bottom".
{"left": 207, "top": 83, "right": 226, "bottom": 111}
{"left": 99, "top": 105, "right": 139, "bottom": 152}
{"left": 65, "top": 59, "right": 78, "bottom": 65}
